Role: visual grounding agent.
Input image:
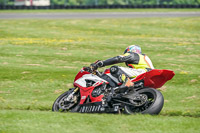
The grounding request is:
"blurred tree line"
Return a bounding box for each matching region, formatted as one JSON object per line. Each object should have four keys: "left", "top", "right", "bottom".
{"left": 0, "top": 0, "right": 200, "bottom": 6}
{"left": 59, "top": 0, "right": 200, "bottom": 6}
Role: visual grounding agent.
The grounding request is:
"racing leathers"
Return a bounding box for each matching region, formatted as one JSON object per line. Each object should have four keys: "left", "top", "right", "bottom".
{"left": 92, "top": 52, "right": 154, "bottom": 82}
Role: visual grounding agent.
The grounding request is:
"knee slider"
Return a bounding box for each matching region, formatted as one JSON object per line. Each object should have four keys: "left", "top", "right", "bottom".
{"left": 110, "top": 66, "right": 125, "bottom": 83}
{"left": 110, "top": 66, "right": 119, "bottom": 74}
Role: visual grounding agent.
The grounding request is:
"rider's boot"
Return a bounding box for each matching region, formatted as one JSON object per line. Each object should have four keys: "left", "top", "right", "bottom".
{"left": 120, "top": 74, "right": 134, "bottom": 87}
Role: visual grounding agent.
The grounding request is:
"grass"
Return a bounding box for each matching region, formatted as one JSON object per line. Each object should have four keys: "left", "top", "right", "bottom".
{"left": 0, "top": 11, "right": 200, "bottom": 132}
{"left": 0, "top": 8, "right": 200, "bottom": 13}
{"left": 0, "top": 110, "right": 200, "bottom": 133}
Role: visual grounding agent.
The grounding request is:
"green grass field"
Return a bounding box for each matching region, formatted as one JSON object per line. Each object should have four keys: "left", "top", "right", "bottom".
{"left": 0, "top": 10, "right": 200, "bottom": 133}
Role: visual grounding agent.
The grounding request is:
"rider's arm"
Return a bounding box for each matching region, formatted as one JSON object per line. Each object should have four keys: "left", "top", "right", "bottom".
{"left": 98, "top": 53, "right": 137, "bottom": 67}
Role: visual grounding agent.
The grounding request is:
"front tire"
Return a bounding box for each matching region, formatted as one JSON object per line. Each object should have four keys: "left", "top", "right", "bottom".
{"left": 124, "top": 88, "right": 164, "bottom": 115}
{"left": 52, "top": 89, "right": 79, "bottom": 112}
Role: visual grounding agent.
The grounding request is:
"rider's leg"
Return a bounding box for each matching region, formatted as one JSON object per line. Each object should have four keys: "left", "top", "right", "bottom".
{"left": 110, "top": 66, "right": 146, "bottom": 81}
{"left": 110, "top": 66, "right": 128, "bottom": 83}
{"left": 110, "top": 66, "right": 134, "bottom": 88}
{"left": 110, "top": 66, "right": 146, "bottom": 89}
{"left": 118, "top": 67, "right": 146, "bottom": 78}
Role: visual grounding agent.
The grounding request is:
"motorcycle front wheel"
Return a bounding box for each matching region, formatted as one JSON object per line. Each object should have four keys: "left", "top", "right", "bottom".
{"left": 52, "top": 88, "right": 80, "bottom": 112}
{"left": 124, "top": 88, "right": 164, "bottom": 115}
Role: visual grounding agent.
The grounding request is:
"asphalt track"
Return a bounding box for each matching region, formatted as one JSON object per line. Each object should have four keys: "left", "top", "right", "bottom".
{"left": 0, "top": 12, "right": 200, "bottom": 19}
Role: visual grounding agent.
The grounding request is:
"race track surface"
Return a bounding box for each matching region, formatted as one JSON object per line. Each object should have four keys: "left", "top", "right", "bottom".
{"left": 0, "top": 12, "right": 200, "bottom": 19}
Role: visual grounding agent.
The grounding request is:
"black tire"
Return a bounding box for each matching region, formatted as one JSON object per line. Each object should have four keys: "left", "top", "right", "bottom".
{"left": 52, "top": 89, "right": 79, "bottom": 112}
{"left": 124, "top": 88, "right": 164, "bottom": 115}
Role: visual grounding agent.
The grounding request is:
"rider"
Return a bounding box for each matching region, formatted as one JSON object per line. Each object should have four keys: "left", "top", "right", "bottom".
{"left": 90, "top": 45, "right": 154, "bottom": 88}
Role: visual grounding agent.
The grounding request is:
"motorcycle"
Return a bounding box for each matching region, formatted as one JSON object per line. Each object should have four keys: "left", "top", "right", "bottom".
{"left": 52, "top": 66, "right": 175, "bottom": 114}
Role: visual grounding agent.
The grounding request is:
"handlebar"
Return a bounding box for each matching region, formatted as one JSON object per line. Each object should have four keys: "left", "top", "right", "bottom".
{"left": 83, "top": 66, "right": 102, "bottom": 77}
{"left": 83, "top": 67, "right": 93, "bottom": 73}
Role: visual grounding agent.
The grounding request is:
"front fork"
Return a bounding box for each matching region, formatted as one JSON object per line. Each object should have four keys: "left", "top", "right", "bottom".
{"left": 66, "top": 87, "right": 79, "bottom": 102}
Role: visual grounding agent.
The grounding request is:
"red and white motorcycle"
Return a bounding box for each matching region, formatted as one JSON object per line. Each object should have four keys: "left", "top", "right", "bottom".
{"left": 52, "top": 66, "right": 174, "bottom": 114}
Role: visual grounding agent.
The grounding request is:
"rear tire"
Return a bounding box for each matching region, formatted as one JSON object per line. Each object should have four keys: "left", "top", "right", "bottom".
{"left": 124, "top": 88, "right": 164, "bottom": 115}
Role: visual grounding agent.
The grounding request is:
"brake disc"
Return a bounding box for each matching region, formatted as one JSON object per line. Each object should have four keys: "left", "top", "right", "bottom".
{"left": 59, "top": 95, "right": 77, "bottom": 110}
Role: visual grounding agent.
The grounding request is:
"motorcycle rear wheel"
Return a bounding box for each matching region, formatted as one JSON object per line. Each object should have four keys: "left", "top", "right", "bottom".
{"left": 124, "top": 88, "right": 164, "bottom": 115}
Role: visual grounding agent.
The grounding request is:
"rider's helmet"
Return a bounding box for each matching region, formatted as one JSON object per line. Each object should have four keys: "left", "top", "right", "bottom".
{"left": 124, "top": 45, "right": 142, "bottom": 54}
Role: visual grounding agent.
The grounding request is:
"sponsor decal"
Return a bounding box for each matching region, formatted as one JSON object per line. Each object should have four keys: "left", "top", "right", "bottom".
{"left": 81, "top": 96, "right": 86, "bottom": 100}
{"left": 78, "top": 104, "right": 120, "bottom": 113}
{"left": 79, "top": 105, "right": 104, "bottom": 113}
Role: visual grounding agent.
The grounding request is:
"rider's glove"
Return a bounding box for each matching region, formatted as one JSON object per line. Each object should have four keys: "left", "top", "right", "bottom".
{"left": 90, "top": 63, "right": 98, "bottom": 70}
{"left": 83, "top": 67, "right": 93, "bottom": 73}
{"left": 90, "top": 60, "right": 104, "bottom": 70}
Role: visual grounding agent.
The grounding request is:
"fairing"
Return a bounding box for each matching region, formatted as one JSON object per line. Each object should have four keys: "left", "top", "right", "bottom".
{"left": 132, "top": 69, "right": 175, "bottom": 88}
{"left": 74, "top": 69, "right": 108, "bottom": 104}
{"left": 74, "top": 82, "right": 104, "bottom": 104}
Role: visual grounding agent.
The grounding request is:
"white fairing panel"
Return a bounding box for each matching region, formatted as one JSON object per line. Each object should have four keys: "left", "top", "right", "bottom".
{"left": 74, "top": 74, "right": 107, "bottom": 87}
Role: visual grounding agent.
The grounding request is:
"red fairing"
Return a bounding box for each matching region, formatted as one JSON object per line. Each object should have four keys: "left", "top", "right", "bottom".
{"left": 74, "top": 69, "right": 90, "bottom": 84}
{"left": 74, "top": 82, "right": 104, "bottom": 104}
{"left": 104, "top": 68, "right": 110, "bottom": 74}
{"left": 132, "top": 69, "right": 175, "bottom": 89}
